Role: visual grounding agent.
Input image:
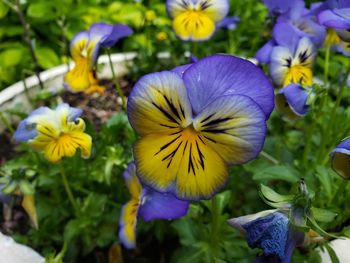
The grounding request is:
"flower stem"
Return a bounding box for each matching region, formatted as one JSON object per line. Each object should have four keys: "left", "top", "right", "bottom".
{"left": 318, "top": 63, "right": 350, "bottom": 165}
{"left": 8, "top": 0, "right": 44, "bottom": 90}
{"left": 324, "top": 45, "right": 331, "bottom": 84}
{"left": 0, "top": 112, "right": 14, "bottom": 133}
{"left": 210, "top": 196, "right": 220, "bottom": 261}
{"left": 59, "top": 164, "right": 78, "bottom": 213}
{"left": 106, "top": 49, "right": 126, "bottom": 111}
{"left": 260, "top": 151, "right": 279, "bottom": 165}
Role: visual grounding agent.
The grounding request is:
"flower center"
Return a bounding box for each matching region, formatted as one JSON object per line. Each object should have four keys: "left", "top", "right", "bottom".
{"left": 283, "top": 65, "right": 312, "bottom": 87}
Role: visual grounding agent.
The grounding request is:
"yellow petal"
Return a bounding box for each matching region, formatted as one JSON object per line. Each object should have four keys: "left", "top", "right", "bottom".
{"left": 173, "top": 11, "right": 215, "bottom": 41}
{"left": 65, "top": 58, "right": 92, "bottom": 92}
{"left": 22, "top": 195, "right": 38, "bottom": 229}
{"left": 119, "top": 199, "right": 140, "bottom": 248}
{"left": 43, "top": 131, "right": 92, "bottom": 163}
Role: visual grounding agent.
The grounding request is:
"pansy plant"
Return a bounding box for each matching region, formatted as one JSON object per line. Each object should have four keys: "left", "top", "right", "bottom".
{"left": 13, "top": 103, "right": 92, "bottom": 163}
{"left": 166, "top": 0, "right": 229, "bottom": 41}
{"left": 65, "top": 23, "right": 133, "bottom": 93}
{"left": 127, "top": 54, "right": 274, "bottom": 200}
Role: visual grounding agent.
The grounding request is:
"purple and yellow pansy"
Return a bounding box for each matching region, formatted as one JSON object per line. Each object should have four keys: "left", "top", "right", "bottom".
{"left": 166, "top": 0, "right": 229, "bottom": 41}
{"left": 13, "top": 104, "right": 92, "bottom": 163}
{"left": 127, "top": 54, "right": 274, "bottom": 200}
{"left": 269, "top": 22, "right": 316, "bottom": 87}
{"left": 65, "top": 23, "right": 133, "bottom": 93}
{"left": 119, "top": 163, "right": 189, "bottom": 249}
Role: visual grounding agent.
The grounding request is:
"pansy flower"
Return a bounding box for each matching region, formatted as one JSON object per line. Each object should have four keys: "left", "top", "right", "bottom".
{"left": 166, "top": 0, "right": 229, "bottom": 41}
{"left": 127, "top": 54, "right": 274, "bottom": 200}
{"left": 13, "top": 103, "right": 92, "bottom": 163}
{"left": 65, "top": 23, "right": 133, "bottom": 93}
{"left": 275, "top": 84, "right": 312, "bottom": 120}
{"left": 317, "top": 0, "right": 350, "bottom": 42}
{"left": 330, "top": 137, "right": 350, "bottom": 179}
{"left": 119, "top": 163, "right": 189, "bottom": 249}
{"left": 269, "top": 22, "right": 316, "bottom": 87}
{"left": 228, "top": 210, "right": 304, "bottom": 263}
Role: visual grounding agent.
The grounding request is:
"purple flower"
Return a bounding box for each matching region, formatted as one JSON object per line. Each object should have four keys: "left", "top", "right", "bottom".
{"left": 268, "top": 22, "right": 316, "bottom": 87}
{"left": 275, "top": 84, "right": 312, "bottom": 119}
{"left": 118, "top": 163, "right": 189, "bottom": 249}
{"left": 127, "top": 55, "right": 274, "bottom": 200}
{"left": 228, "top": 210, "right": 304, "bottom": 263}
{"left": 217, "top": 16, "right": 240, "bottom": 30}
{"left": 317, "top": 0, "right": 350, "bottom": 42}
{"left": 330, "top": 137, "right": 350, "bottom": 179}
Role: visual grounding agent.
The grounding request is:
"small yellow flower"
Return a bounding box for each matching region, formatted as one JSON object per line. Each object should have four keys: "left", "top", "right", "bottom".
{"left": 13, "top": 104, "right": 92, "bottom": 163}
{"left": 156, "top": 32, "right": 168, "bottom": 42}
{"left": 145, "top": 10, "right": 156, "bottom": 22}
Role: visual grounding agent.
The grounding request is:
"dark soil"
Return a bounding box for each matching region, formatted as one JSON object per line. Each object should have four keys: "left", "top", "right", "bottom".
{"left": 0, "top": 130, "right": 16, "bottom": 165}
{"left": 61, "top": 77, "right": 134, "bottom": 130}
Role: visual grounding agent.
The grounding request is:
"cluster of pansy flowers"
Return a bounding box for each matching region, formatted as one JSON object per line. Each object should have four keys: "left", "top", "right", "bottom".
{"left": 256, "top": 0, "right": 350, "bottom": 120}
{"left": 9, "top": 1, "right": 350, "bottom": 261}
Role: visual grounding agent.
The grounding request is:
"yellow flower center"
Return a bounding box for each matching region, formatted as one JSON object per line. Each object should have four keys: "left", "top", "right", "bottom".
{"left": 173, "top": 9, "right": 215, "bottom": 40}
{"left": 283, "top": 64, "right": 313, "bottom": 87}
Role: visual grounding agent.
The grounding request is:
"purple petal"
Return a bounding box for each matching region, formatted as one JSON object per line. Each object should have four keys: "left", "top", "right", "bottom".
{"left": 255, "top": 40, "right": 276, "bottom": 64}
{"left": 273, "top": 22, "right": 300, "bottom": 53}
{"left": 138, "top": 187, "right": 189, "bottom": 221}
{"left": 171, "top": 63, "right": 193, "bottom": 77}
{"left": 13, "top": 106, "right": 52, "bottom": 142}
{"left": 330, "top": 138, "right": 350, "bottom": 179}
{"left": 262, "top": 0, "right": 293, "bottom": 16}
{"left": 318, "top": 9, "right": 350, "bottom": 29}
{"left": 243, "top": 212, "right": 289, "bottom": 261}
{"left": 182, "top": 54, "right": 274, "bottom": 119}
{"left": 99, "top": 24, "right": 133, "bottom": 47}
{"left": 276, "top": 84, "right": 310, "bottom": 117}
{"left": 217, "top": 16, "right": 240, "bottom": 30}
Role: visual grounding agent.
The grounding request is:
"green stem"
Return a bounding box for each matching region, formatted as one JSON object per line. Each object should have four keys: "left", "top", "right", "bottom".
{"left": 210, "top": 196, "right": 220, "bottom": 262}
{"left": 106, "top": 49, "right": 126, "bottom": 111}
{"left": 191, "top": 42, "right": 199, "bottom": 58}
{"left": 60, "top": 164, "right": 78, "bottom": 213}
{"left": 260, "top": 151, "right": 279, "bottom": 165}
{"left": 0, "top": 112, "right": 14, "bottom": 133}
{"left": 319, "top": 64, "right": 350, "bottom": 165}
{"left": 324, "top": 45, "right": 331, "bottom": 85}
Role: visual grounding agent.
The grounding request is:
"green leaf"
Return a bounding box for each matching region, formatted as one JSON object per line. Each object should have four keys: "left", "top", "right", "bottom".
{"left": 311, "top": 207, "right": 337, "bottom": 223}
{"left": 0, "top": 2, "right": 9, "bottom": 19}
{"left": 307, "top": 216, "right": 340, "bottom": 239}
{"left": 260, "top": 184, "right": 294, "bottom": 203}
{"left": 324, "top": 242, "right": 340, "bottom": 263}
{"left": 253, "top": 165, "right": 299, "bottom": 183}
{"left": 0, "top": 48, "right": 23, "bottom": 67}
{"left": 315, "top": 166, "right": 333, "bottom": 199}
{"left": 27, "top": 3, "right": 61, "bottom": 20}
{"left": 35, "top": 47, "right": 60, "bottom": 69}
